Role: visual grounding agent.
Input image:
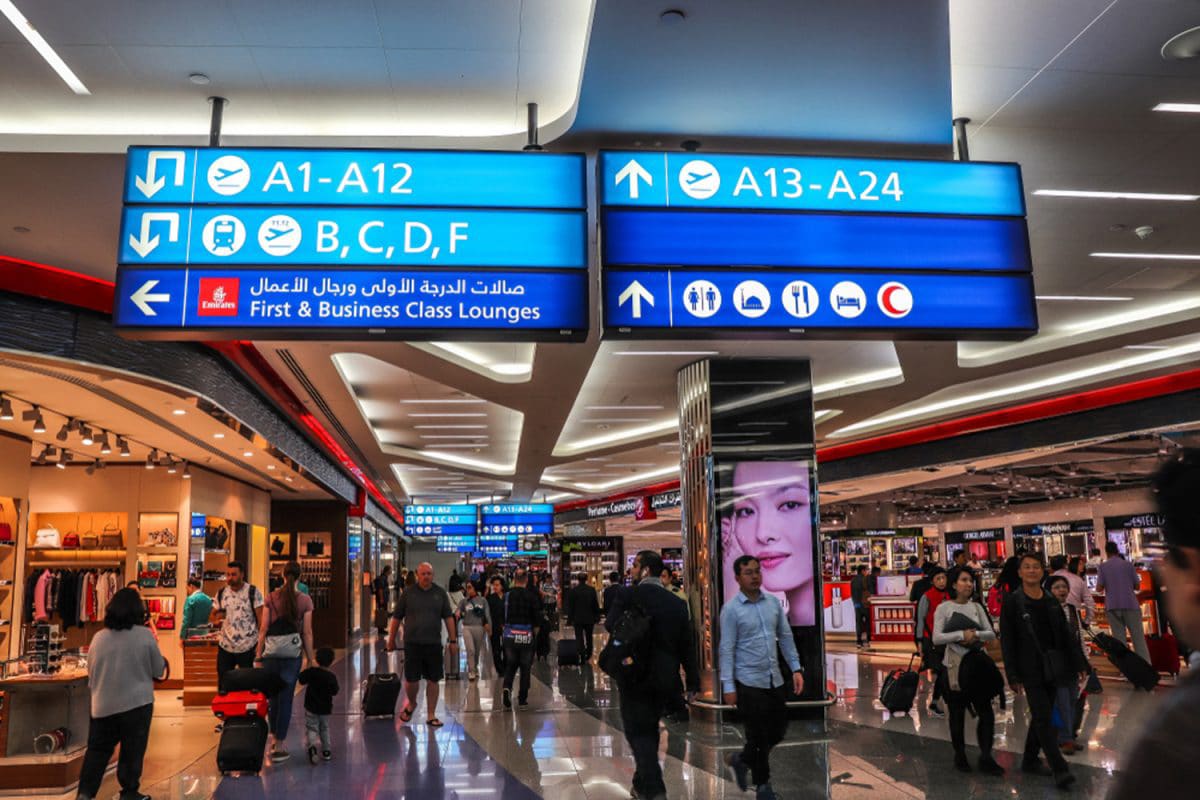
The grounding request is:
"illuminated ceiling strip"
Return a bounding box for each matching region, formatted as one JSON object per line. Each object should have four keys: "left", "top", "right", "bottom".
{"left": 1034, "top": 189, "right": 1198, "bottom": 201}
{"left": 830, "top": 338, "right": 1200, "bottom": 438}
{"left": 1153, "top": 102, "right": 1200, "bottom": 113}
{"left": 1090, "top": 251, "right": 1200, "bottom": 261}
{"left": 0, "top": 1, "right": 90, "bottom": 95}
{"left": 567, "top": 465, "right": 679, "bottom": 492}
{"left": 1035, "top": 295, "right": 1132, "bottom": 302}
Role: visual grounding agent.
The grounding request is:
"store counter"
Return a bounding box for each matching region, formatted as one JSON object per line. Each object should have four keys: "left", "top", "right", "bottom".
{"left": 0, "top": 669, "right": 102, "bottom": 793}
{"left": 183, "top": 636, "right": 220, "bottom": 707}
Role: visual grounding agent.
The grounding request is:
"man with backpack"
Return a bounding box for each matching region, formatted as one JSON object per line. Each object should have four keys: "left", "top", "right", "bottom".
{"left": 720, "top": 555, "right": 803, "bottom": 800}
{"left": 210, "top": 561, "right": 265, "bottom": 686}
{"left": 603, "top": 550, "right": 699, "bottom": 800}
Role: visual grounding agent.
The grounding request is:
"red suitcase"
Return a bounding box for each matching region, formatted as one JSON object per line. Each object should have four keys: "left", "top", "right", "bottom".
{"left": 212, "top": 690, "right": 268, "bottom": 719}
{"left": 1147, "top": 633, "right": 1182, "bottom": 676}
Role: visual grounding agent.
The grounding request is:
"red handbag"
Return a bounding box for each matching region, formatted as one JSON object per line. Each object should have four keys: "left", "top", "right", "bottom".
{"left": 62, "top": 532, "right": 80, "bottom": 548}
{"left": 0, "top": 501, "right": 11, "bottom": 542}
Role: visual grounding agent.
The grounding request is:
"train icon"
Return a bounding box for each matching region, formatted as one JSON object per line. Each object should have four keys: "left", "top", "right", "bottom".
{"left": 201, "top": 214, "right": 246, "bottom": 256}
{"left": 212, "top": 220, "right": 237, "bottom": 249}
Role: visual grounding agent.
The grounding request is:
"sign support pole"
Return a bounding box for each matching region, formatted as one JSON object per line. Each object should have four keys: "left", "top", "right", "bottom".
{"left": 523, "top": 102, "right": 542, "bottom": 151}
{"left": 209, "top": 96, "right": 228, "bottom": 147}
{"left": 953, "top": 117, "right": 971, "bottom": 161}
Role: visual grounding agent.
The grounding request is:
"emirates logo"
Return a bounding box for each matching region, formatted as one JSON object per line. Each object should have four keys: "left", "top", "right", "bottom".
{"left": 198, "top": 278, "right": 239, "bottom": 316}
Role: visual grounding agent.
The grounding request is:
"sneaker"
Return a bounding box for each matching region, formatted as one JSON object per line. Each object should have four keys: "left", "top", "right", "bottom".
{"left": 1054, "top": 768, "right": 1076, "bottom": 789}
{"left": 322, "top": 750, "right": 332, "bottom": 762}
{"left": 927, "top": 702, "right": 945, "bottom": 718}
{"left": 953, "top": 752, "right": 972, "bottom": 772}
{"left": 270, "top": 747, "right": 291, "bottom": 763}
{"left": 755, "top": 784, "right": 778, "bottom": 800}
{"left": 1021, "top": 759, "right": 1052, "bottom": 777}
{"left": 978, "top": 755, "right": 1005, "bottom": 776}
{"left": 502, "top": 688, "right": 512, "bottom": 710}
{"left": 308, "top": 745, "right": 318, "bottom": 765}
{"left": 518, "top": 699, "right": 530, "bottom": 708}
{"left": 726, "top": 753, "right": 750, "bottom": 792}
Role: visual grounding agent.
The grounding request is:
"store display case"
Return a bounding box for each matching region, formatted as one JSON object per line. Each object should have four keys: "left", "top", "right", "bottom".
{"left": 868, "top": 597, "right": 916, "bottom": 642}
{"left": 0, "top": 667, "right": 93, "bottom": 792}
{"left": 0, "top": 499, "right": 17, "bottom": 656}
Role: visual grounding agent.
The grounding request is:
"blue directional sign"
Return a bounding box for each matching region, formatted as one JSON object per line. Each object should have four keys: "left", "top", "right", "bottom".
{"left": 436, "top": 535, "right": 479, "bottom": 554}
{"left": 403, "top": 505, "right": 478, "bottom": 537}
{"left": 119, "top": 207, "right": 585, "bottom": 269}
{"left": 603, "top": 210, "right": 1030, "bottom": 272}
{"left": 603, "top": 270, "right": 1037, "bottom": 337}
{"left": 125, "top": 147, "right": 586, "bottom": 209}
{"left": 600, "top": 151, "right": 1024, "bottom": 215}
{"left": 114, "top": 267, "right": 586, "bottom": 339}
{"left": 480, "top": 504, "right": 555, "bottom": 535}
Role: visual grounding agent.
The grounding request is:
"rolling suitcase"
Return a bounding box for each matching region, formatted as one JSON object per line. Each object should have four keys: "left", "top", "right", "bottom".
{"left": 1091, "top": 631, "right": 1160, "bottom": 691}
{"left": 217, "top": 715, "right": 268, "bottom": 775}
{"left": 557, "top": 637, "right": 581, "bottom": 667}
{"left": 1147, "top": 633, "right": 1182, "bottom": 676}
{"left": 212, "top": 690, "right": 268, "bottom": 720}
{"left": 362, "top": 672, "right": 403, "bottom": 717}
{"left": 219, "top": 666, "right": 277, "bottom": 695}
{"left": 879, "top": 654, "right": 920, "bottom": 714}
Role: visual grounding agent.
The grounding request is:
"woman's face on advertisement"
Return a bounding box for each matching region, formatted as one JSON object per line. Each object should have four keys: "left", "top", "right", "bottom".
{"left": 727, "top": 461, "right": 813, "bottom": 594}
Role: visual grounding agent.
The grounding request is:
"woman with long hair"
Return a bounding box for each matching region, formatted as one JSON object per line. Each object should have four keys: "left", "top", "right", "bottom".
{"left": 917, "top": 567, "right": 950, "bottom": 717}
{"left": 77, "top": 588, "right": 167, "bottom": 800}
{"left": 256, "top": 560, "right": 315, "bottom": 762}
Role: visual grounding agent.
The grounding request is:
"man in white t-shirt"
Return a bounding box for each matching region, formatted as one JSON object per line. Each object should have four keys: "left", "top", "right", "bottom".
{"left": 210, "top": 560, "right": 265, "bottom": 686}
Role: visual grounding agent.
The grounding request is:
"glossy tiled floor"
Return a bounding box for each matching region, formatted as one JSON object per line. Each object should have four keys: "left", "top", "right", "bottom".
{"left": 66, "top": 633, "right": 1181, "bottom": 800}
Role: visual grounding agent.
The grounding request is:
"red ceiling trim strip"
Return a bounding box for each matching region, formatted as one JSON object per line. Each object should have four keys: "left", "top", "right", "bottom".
{"left": 0, "top": 254, "right": 403, "bottom": 525}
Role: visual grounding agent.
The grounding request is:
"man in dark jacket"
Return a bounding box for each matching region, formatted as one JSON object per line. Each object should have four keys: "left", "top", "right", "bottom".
{"left": 1107, "top": 453, "right": 1200, "bottom": 799}
{"left": 999, "top": 553, "right": 1089, "bottom": 791}
{"left": 565, "top": 573, "right": 601, "bottom": 661}
{"left": 602, "top": 571, "right": 621, "bottom": 621}
{"left": 613, "top": 550, "right": 700, "bottom": 800}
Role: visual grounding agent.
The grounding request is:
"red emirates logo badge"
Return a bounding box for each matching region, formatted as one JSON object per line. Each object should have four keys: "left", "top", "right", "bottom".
{"left": 197, "top": 278, "right": 239, "bottom": 316}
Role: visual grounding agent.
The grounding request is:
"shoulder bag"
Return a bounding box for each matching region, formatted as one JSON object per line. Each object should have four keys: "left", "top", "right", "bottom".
{"left": 99, "top": 523, "right": 123, "bottom": 549}
{"left": 32, "top": 524, "right": 61, "bottom": 549}
{"left": 262, "top": 594, "right": 303, "bottom": 659}
{"left": 1015, "top": 592, "right": 1071, "bottom": 686}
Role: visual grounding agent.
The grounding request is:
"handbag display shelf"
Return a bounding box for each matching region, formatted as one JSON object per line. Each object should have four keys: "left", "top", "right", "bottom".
{"left": 27, "top": 512, "right": 128, "bottom": 553}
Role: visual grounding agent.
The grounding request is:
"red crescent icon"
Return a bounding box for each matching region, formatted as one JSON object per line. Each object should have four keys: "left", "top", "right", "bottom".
{"left": 879, "top": 282, "right": 912, "bottom": 318}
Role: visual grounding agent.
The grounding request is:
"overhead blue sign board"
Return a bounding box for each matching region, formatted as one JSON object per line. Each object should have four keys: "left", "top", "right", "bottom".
{"left": 598, "top": 150, "right": 1036, "bottom": 340}
{"left": 599, "top": 152, "right": 1024, "bottom": 216}
{"left": 403, "top": 504, "right": 478, "bottom": 537}
{"left": 436, "top": 535, "right": 478, "bottom": 554}
{"left": 480, "top": 503, "right": 555, "bottom": 535}
{"left": 125, "top": 147, "right": 586, "bottom": 209}
{"left": 115, "top": 147, "right": 588, "bottom": 341}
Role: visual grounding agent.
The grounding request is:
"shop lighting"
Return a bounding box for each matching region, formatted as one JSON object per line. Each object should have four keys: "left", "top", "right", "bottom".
{"left": 0, "top": 394, "right": 12, "bottom": 421}
{"left": 166, "top": 459, "right": 177, "bottom": 474}
{"left": 243, "top": 450, "right": 254, "bottom": 457}
{"left": 98, "top": 431, "right": 111, "bottom": 454}
{"left": 399, "top": 399, "right": 487, "bottom": 405}
{"left": 1034, "top": 189, "right": 1199, "bottom": 201}
{"left": 1090, "top": 251, "right": 1200, "bottom": 261}
{"left": 79, "top": 425, "right": 94, "bottom": 446}
{"left": 56, "top": 450, "right": 72, "bottom": 469}
{"left": 0, "top": 0, "right": 91, "bottom": 95}
{"left": 267, "top": 464, "right": 276, "bottom": 470}
{"left": 35, "top": 444, "right": 55, "bottom": 464}
{"left": 1154, "top": 102, "right": 1200, "bottom": 113}
{"left": 172, "top": 409, "right": 186, "bottom": 416}
{"left": 181, "top": 462, "right": 192, "bottom": 479}
{"left": 118, "top": 437, "right": 130, "bottom": 457}
{"left": 86, "top": 459, "right": 102, "bottom": 475}
{"left": 56, "top": 419, "right": 72, "bottom": 442}
{"left": 146, "top": 449, "right": 157, "bottom": 470}
{"left": 1035, "top": 295, "right": 1132, "bottom": 302}
{"left": 22, "top": 405, "right": 45, "bottom": 433}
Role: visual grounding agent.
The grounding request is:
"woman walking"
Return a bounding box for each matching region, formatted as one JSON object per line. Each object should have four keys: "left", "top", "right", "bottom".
{"left": 933, "top": 568, "right": 1003, "bottom": 775}
{"left": 457, "top": 580, "right": 492, "bottom": 681}
{"left": 486, "top": 576, "right": 507, "bottom": 676}
{"left": 76, "top": 588, "right": 167, "bottom": 800}
{"left": 1000, "top": 553, "right": 1089, "bottom": 790}
{"left": 256, "top": 560, "right": 315, "bottom": 762}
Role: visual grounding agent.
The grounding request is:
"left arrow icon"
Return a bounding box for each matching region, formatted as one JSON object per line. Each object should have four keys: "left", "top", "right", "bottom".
{"left": 130, "top": 280, "right": 170, "bottom": 316}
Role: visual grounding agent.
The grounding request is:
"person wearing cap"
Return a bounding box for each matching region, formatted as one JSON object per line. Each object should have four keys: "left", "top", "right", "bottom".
{"left": 1107, "top": 452, "right": 1200, "bottom": 799}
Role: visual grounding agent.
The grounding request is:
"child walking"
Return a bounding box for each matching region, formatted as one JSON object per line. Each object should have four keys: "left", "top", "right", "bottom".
{"left": 298, "top": 647, "right": 339, "bottom": 764}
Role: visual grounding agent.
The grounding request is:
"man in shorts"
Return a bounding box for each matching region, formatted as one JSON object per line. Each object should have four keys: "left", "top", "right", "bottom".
{"left": 386, "top": 562, "right": 455, "bottom": 727}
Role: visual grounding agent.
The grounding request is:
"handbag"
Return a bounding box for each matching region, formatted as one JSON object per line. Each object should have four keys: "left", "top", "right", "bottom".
{"left": 159, "top": 561, "right": 177, "bottom": 589}
{"left": 271, "top": 537, "right": 285, "bottom": 555}
{"left": 205, "top": 525, "right": 229, "bottom": 551}
{"left": 262, "top": 600, "right": 303, "bottom": 659}
{"left": 0, "top": 502, "right": 11, "bottom": 542}
{"left": 61, "top": 532, "right": 80, "bottom": 548}
{"left": 501, "top": 593, "right": 533, "bottom": 646}
{"left": 99, "top": 523, "right": 123, "bottom": 549}
{"left": 155, "top": 613, "right": 175, "bottom": 631}
{"left": 306, "top": 539, "right": 324, "bottom": 557}
{"left": 80, "top": 532, "right": 99, "bottom": 549}
{"left": 32, "top": 524, "right": 61, "bottom": 549}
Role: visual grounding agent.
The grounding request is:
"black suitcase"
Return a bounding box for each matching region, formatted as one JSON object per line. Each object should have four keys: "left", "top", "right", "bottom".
{"left": 1091, "top": 631, "right": 1160, "bottom": 691}
{"left": 217, "top": 715, "right": 268, "bottom": 775}
{"left": 219, "top": 666, "right": 278, "bottom": 695}
{"left": 362, "top": 672, "right": 403, "bottom": 717}
{"left": 879, "top": 655, "right": 920, "bottom": 713}
{"left": 557, "top": 637, "right": 581, "bottom": 667}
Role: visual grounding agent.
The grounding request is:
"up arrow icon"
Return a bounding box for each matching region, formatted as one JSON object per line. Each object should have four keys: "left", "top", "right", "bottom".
{"left": 615, "top": 159, "right": 652, "bottom": 200}
{"left": 134, "top": 151, "right": 187, "bottom": 199}
{"left": 618, "top": 280, "right": 655, "bottom": 319}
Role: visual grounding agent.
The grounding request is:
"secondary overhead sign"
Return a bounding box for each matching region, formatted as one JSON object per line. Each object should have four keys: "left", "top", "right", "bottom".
{"left": 598, "top": 150, "right": 1036, "bottom": 340}
{"left": 115, "top": 147, "right": 588, "bottom": 341}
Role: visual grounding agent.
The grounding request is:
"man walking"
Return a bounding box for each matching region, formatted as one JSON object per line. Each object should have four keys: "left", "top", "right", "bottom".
{"left": 210, "top": 561, "right": 265, "bottom": 685}
{"left": 611, "top": 551, "right": 699, "bottom": 800}
{"left": 501, "top": 568, "right": 541, "bottom": 709}
{"left": 602, "top": 571, "right": 622, "bottom": 621}
{"left": 386, "top": 562, "right": 455, "bottom": 727}
{"left": 1097, "top": 541, "right": 1150, "bottom": 662}
{"left": 565, "top": 572, "right": 600, "bottom": 661}
{"left": 720, "top": 556, "right": 804, "bottom": 800}
{"left": 1107, "top": 452, "right": 1200, "bottom": 797}
{"left": 850, "top": 565, "right": 871, "bottom": 649}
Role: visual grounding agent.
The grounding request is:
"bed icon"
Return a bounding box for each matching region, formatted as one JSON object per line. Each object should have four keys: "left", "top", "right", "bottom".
{"left": 835, "top": 295, "right": 861, "bottom": 310}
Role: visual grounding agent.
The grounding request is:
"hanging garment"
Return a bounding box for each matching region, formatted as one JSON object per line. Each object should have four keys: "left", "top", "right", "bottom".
{"left": 33, "top": 570, "right": 53, "bottom": 622}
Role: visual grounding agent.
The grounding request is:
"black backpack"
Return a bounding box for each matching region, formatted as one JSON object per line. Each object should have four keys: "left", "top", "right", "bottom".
{"left": 598, "top": 600, "right": 652, "bottom": 684}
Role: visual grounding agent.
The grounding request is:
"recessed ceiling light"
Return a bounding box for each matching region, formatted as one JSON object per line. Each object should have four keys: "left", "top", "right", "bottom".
{"left": 1091, "top": 252, "right": 1200, "bottom": 261}
{"left": 172, "top": 408, "right": 186, "bottom": 416}
{"left": 188, "top": 72, "right": 211, "bottom": 85}
{"left": 585, "top": 405, "right": 665, "bottom": 411}
{"left": 213, "top": 432, "right": 225, "bottom": 439}
{"left": 584, "top": 418, "right": 653, "bottom": 424}
{"left": 413, "top": 425, "right": 488, "bottom": 430}
{"left": 612, "top": 350, "right": 720, "bottom": 357}
{"left": 420, "top": 434, "right": 488, "bottom": 440}
{"left": 400, "top": 399, "right": 486, "bottom": 405}
{"left": 1036, "top": 295, "right": 1133, "bottom": 302}
{"left": 243, "top": 451, "right": 253, "bottom": 457}
{"left": 1123, "top": 345, "right": 1169, "bottom": 350}
{"left": 267, "top": 464, "right": 276, "bottom": 470}
{"left": 407, "top": 413, "right": 487, "bottom": 418}
{"left": 1154, "top": 102, "right": 1200, "bottom": 113}
{"left": 0, "top": 0, "right": 90, "bottom": 95}
{"left": 1034, "top": 189, "right": 1198, "bottom": 201}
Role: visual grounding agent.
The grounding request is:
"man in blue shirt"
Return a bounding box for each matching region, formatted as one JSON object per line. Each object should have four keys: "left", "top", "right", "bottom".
{"left": 720, "top": 555, "right": 805, "bottom": 800}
